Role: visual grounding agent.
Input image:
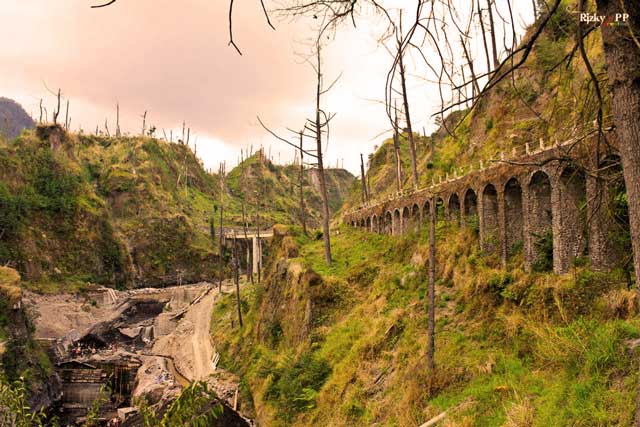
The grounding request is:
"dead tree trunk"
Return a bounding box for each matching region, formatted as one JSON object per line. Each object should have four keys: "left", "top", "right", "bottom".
{"left": 460, "top": 36, "right": 482, "bottom": 97}
{"left": 232, "top": 231, "right": 243, "bottom": 328}
{"left": 393, "top": 105, "right": 403, "bottom": 192}
{"left": 218, "top": 162, "right": 225, "bottom": 293}
{"left": 142, "top": 111, "right": 147, "bottom": 136}
{"left": 360, "top": 153, "right": 369, "bottom": 204}
{"left": 398, "top": 41, "right": 419, "bottom": 188}
{"left": 240, "top": 158, "right": 253, "bottom": 283}
{"left": 299, "top": 131, "right": 307, "bottom": 235}
{"left": 486, "top": 0, "right": 499, "bottom": 70}
{"left": 594, "top": 2, "right": 640, "bottom": 423}
{"left": 116, "top": 104, "right": 121, "bottom": 137}
{"left": 65, "top": 100, "right": 70, "bottom": 130}
{"left": 53, "top": 89, "right": 61, "bottom": 125}
{"left": 477, "top": 0, "right": 492, "bottom": 75}
{"left": 255, "top": 187, "right": 261, "bottom": 285}
{"left": 314, "top": 44, "right": 332, "bottom": 265}
{"left": 427, "top": 196, "right": 436, "bottom": 375}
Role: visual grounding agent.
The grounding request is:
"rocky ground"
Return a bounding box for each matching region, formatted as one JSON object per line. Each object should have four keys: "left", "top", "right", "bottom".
{"left": 23, "top": 281, "right": 250, "bottom": 425}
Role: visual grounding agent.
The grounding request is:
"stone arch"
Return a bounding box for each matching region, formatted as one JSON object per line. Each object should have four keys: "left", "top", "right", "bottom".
{"left": 481, "top": 184, "right": 499, "bottom": 253}
{"left": 448, "top": 193, "right": 461, "bottom": 223}
{"left": 557, "top": 166, "right": 587, "bottom": 272}
{"left": 402, "top": 206, "right": 411, "bottom": 233}
{"left": 463, "top": 188, "right": 478, "bottom": 231}
{"left": 422, "top": 199, "right": 431, "bottom": 225}
{"left": 411, "top": 203, "right": 421, "bottom": 231}
{"left": 366, "top": 216, "right": 372, "bottom": 232}
{"left": 372, "top": 215, "right": 379, "bottom": 233}
{"left": 504, "top": 177, "right": 524, "bottom": 257}
{"left": 527, "top": 170, "right": 553, "bottom": 272}
{"left": 393, "top": 208, "right": 402, "bottom": 235}
{"left": 384, "top": 211, "right": 393, "bottom": 235}
{"left": 436, "top": 197, "right": 445, "bottom": 220}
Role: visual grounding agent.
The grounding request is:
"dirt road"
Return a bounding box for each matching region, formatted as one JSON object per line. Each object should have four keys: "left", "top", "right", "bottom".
{"left": 153, "top": 282, "right": 234, "bottom": 381}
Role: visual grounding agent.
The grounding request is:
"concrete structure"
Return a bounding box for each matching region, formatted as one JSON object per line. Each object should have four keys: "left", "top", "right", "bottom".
{"left": 223, "top": 230, "right": 273, "bottom": 275}
{"left": 345, "top": 140, "right": 629, "bottom": 275}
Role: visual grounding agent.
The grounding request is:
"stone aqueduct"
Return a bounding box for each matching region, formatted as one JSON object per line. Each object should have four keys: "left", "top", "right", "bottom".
{"left": 344, "top": 139, "right": 627, "bottom": 275}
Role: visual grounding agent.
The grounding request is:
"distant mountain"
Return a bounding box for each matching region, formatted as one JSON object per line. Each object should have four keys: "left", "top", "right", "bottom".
{"left": 0, "top": 97, "right": 35, "bottom": 139}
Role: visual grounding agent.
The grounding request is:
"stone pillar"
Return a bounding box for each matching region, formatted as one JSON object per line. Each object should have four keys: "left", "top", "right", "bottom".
{"left": 478, "top": 188, "right": 486, "bottom": 247}
{"left": 550, "top": 172, "right": 564, "bottom": 274}
{"left": 252, "top": 237, "right": 261, "bottom": 275}
{"left": 587, "top": 173, "right": 621, "bottom": 270}
{"left": 498, "top": 191, "right": 508, "bottom": 269}
{"left": 556, "top": 169, "right": 587, "bottom": 274}
{"left": 522, "top": 181, "right": 533, "bottom": 272}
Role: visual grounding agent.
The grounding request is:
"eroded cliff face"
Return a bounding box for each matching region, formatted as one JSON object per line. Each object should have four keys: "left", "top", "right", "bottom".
{"left": 0, "top": 267, "right": 62, "bottom": 413}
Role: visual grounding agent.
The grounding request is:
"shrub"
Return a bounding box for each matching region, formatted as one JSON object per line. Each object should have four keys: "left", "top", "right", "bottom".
{"left": 532, "top": 230, "right": 553, "bottom": 272}
{"left": 264, "top": 351, "right": 331, "bottom": 421}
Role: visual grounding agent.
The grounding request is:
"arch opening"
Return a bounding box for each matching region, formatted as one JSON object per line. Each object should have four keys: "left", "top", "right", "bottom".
{"left": 393, "top": 209, "right": 401, "bottom": 236}
{"left": 504, "top": 178, "right": 524, "bottom": 258}
{"left": 481, "top": 184, "right": 499, "bottom": 253}
{"left": 528, "top": 171, "right": 553, "bottom": 272}
{"left": 448, "top": 193, "right": 461, "bottom": 223}
{"left": 464, "top": 189, "right": 478, "bottom": 233}
{"left": 402, "top": 206, "right": 410, "bottom": 234}
{"left": 411, "top": 204, "right": 421, "bottom": 231}
{"left": 384, "top": 211, "right": 393, "bottom": 235}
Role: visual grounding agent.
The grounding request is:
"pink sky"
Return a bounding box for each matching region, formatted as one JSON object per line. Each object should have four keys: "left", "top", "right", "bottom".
{"left": 0, "top": 1, "right": 534, "bottom": 174}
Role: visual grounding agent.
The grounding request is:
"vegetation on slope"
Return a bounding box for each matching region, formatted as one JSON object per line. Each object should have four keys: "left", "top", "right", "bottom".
{"left": 224, "top": 151, "right": 354, "bottom": 228}
{"left": 0, "top": 126, "right": 220, "bottom": 289}
{"left": 211, "top": 222, "right": 638, "bottom": 426}
{"left": 0, "top": 266, "right": 56, "bottom": 414}
{"left": 0, "top": 127, "right": 353, "bottom": 291}
{"left": 345, "top": 0, "right": 607, "bottom": 209}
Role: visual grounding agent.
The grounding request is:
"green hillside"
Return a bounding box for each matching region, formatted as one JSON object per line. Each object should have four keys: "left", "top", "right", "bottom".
{"left": 0, "top": 127, "right": 353, "bottom": 291}
{"left": 224, "top": 151, "right": 355, "bottom": 228}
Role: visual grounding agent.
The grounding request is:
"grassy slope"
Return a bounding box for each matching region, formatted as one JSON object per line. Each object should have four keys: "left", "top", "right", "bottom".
{"left": 209, "top": 8, "right": 635, "bottom": 422}
{"left": 212, "top": 224, "right": 638, "bottom": 426}
{"left": 0, "top": 131, "right": 353, "bottom": 291}
{"left": 225, "top": 152, "right": 355, "bottom": 228}
{"left": 0, "top": 129, "right": 221, "bottom": 289}
{"left": 344, "top": 0, "right": 607, "bottom": 209}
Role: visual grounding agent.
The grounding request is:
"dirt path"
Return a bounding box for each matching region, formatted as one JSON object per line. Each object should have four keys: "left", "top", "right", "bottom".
{"left": 153, "top": 282, "right": 234, "bottom": 381}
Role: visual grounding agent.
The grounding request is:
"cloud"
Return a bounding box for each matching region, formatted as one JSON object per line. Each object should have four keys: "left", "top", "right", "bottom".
{"left": 0, "top": 0, "right": 534, "bottom": 174}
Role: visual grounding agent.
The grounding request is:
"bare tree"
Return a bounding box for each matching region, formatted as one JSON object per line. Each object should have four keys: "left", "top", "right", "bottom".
{"left": 231, "top": 230, "right": 243, "bottom": 327}
{"left": 360, "top": 153, "right": 369, "bottom": 204}
{"left": 427, "top": 195, "right": 436, "bottom": 377}
{"left": 392, "top": 103, "right": 403, "bottom": 192}
{"left": 53, "top": 89, "right": 61, "bottom": 125}
{"left": 116, "top": 103, "right": 121, "bottom": 137}
{"left": 299, "top": 131, "right": 308, "bottom": 235}
{"left": 141, "top": 110, "right": 147, "bottom": 136}
{"left": 64, "top": 100, "right": 70, "bottom": 130}
{"left": 218, "top": 162, "right": 226, "bottom": 293}
{"left": 396, "top": 20, "right": 419, "bottom": 188}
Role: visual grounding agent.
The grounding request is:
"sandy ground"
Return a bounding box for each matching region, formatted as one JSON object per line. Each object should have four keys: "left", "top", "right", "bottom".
{"left": 23, "top": 291, "right": 120, "bottom": 340}
{"left": 153, "top": 282, "right": 234, "bottom": 381}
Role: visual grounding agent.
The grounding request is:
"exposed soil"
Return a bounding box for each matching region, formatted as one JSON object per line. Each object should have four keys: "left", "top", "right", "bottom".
{"left": 24, "top": 282, "right": 250, "bottom": 426}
